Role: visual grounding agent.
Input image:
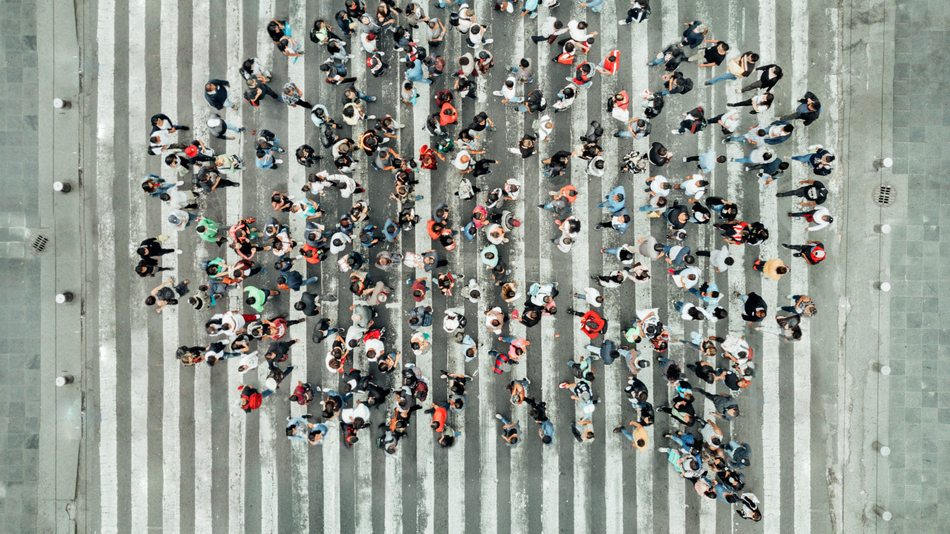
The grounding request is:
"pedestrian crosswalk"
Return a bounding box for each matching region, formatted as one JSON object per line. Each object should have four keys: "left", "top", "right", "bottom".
{"left": 88, "top": 0, "right": 845, "bottom": 533}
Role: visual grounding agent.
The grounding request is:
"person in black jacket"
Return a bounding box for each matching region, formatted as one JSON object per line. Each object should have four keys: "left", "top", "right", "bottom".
{"left": 741, "top": 64, "right": 783, "bottom": 93}
{"left": 204, "top": 79, "right": 236, "bottom": 110}
{"left": 781, "top": 91, "right": 822, "bottom": 126}
{"left": 738, "top": 292, "right": 768, "bottom": 323}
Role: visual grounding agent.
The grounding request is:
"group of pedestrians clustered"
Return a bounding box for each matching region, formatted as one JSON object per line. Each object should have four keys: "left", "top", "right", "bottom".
{"left": 135, "top": 0, "right": 839, "bottom": 524}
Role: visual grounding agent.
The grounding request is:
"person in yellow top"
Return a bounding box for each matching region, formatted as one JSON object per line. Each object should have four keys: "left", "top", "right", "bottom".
{"left": 751, "top": 257, "right": 788, "bottom": 281}
{"left": 613, "top": 420, "right": 649, "bottom": 450}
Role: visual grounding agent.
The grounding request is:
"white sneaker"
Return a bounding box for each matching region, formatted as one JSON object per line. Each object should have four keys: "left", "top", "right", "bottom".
{"left": 175, "top": 181, "right": 184, "bottom": 186}
{"left": 275, "top": 159, "right": 284, "bottom": 165}
{"left": 175, "top": 249, "right": 183, "bottom": 255}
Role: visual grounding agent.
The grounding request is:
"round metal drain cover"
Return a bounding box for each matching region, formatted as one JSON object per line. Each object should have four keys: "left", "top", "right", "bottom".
{"left": 874, "top": 184, "right": 895, "bottom": 207}
{"left": 29, "top": 232, "right": 51, "bottom": 255}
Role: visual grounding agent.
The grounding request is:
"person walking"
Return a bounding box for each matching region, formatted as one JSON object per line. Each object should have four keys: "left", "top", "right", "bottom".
{"left": 613, "top": 420, "right": 649, "bottom": 450}
{"left": 776, "top": 179, "right": 829, "bottom": 205}
{"left": 204, "top": 79, "right": 238, "bottom": 110}
{"left": 495, "top": 413, "right": 521, "bottom": 445}
{"left": 781, "top": 91, "right": 822, "bottom": 125}
{"left": 704, "top": 51, "right": 759, "bottom": 86}
{"left": 782, "top": 241, "right": 827, "bottom": 265}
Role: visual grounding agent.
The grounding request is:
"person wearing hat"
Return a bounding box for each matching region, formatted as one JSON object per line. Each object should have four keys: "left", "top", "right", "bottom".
{"left": 167, "top": 209, "right": 194, "bottom": 232}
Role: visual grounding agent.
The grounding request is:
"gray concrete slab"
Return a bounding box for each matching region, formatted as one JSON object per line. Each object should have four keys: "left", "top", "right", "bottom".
{"left": 0, "top": 0, "right": 40, "bottom": 531}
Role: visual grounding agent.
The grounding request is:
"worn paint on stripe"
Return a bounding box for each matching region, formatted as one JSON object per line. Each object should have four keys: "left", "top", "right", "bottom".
{"left": 569, "top": 3, "right": 591, "bottom": 533}
{"left": 285, "top": 1, "right": 310, "bottom": 532}
{"left": 224, "top": 1, "right": 247, "bottom": 532}
{"left": 190, "top": 1, "right": 214, "bottom": 533}
{"left": 754, "top": 1, "right": 782, "bottom": 532}
{"left": 532, "top": 7, "right": 561, "bottom": 534}
{"left": 96, "top": 0, "right": 119, "bottom": 530}
{"left": 159, "top": 1, "right": 182, "bottom": 531}
{"left": 656, "top": 4, "right": 686, "bottom": 532}
{"left": 124, "top": 0, "right": 150, "bottom": 531}
{"left": 629, "top": 9, "right": 655, "bottom": 532}
{"left": 598, "top": 1, "right": 627, "bottom": 531}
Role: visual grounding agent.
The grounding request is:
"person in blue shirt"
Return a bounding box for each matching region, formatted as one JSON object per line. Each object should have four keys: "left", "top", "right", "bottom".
{"left": 285, "top": 415, "right": 314, "bottom": 442}
{"left": 597, "top": 185, "right": 627, "bottom": 214}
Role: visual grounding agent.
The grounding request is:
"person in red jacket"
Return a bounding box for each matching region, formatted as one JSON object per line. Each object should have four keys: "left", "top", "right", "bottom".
{"left": 567, "top": 308, "right": 607, "bottom": 339}
{"left": 599, "top": 49, "right": 620, "bottom": 75}
{"left": 239, "top": 385, "right": 263, "bottom": 413}
{"left": 424, "top": 403, "right": 448, "bottom": 433}
{"left": 783, "top": 241, "right": 826, "bottom": 265}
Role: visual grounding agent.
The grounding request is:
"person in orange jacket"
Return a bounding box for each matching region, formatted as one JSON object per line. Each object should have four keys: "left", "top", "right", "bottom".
{"left": 424, "top": 402, "right": 448, "bottom": 433}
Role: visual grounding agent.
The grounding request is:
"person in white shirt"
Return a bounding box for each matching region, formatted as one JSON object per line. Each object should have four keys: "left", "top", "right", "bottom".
{"left": 573, "top": 286, "right": 604, "bottom": 308}
{"left": 732, "top": 146, "right": 774, "bottom": 165}
{"left": 551, "top": 84, "right": 577, "bottom": 112}
{"left": 671, "top": 266, "right": 702, "bottom": 289}
{"left": 465, "top": 23, "right": 492, "bottom": 48}
{"left": 567, "top": 19, "right": 598, "bottom": 43}
{"left": 788, "top": 206, "right": 834, "bottom": 231}
{"left": 492, "top": 76, "right": 522, "bottom": 103}
{"left": 677, "top": 174, "right": 708, "bottom": 201}
{"left": 534, "top": 114, "right": 555, "bottom": 141}
{"left": 456, "top": 4, "right": 475, "bottom": 34}
{"left": 587, "top": 156, "right": 606, "bottom": 178}
{"left": 531, "top": 16, "right": 568, "bottom": 44}
{"left": 646, "top": 174, "right": 672, "bottom": 197}
{"left": 451, "top": 150, "right": 476, "bottom": 173}
{"left": 706, "top": 109, "right": 742, "bottom": 135}
{"left": 696, "top": 245, "right": 735, "bottom": 273}
{"left": 728, "top": 92, "right": 774, "bottom": 114}
{"left": 236, "top": 351, "right": 261, "bottom": 374}
{"left": 341, "top": 401, "right": 371, "bottom": 427}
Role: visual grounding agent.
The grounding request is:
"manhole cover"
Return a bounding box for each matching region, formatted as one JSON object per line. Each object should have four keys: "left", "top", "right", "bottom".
{"left": 29, "top": 232, "right": 51, "bottom": 255}
{"left": 874, "top": 184, "right": 895, "bottom": 207}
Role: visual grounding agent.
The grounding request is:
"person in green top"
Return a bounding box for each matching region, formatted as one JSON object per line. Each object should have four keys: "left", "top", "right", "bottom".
{"left": 244, "top": 285, "right": 279, "bottom": 313}
{"left": 204, "top": 257, "right": 228, "bottom": 279}
{"left": 195, "top": 217, "right": 227, "bottom": 246}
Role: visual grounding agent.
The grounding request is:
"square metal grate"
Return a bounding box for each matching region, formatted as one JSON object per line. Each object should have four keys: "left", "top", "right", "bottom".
{"left": 874, "top": 184, "right": 895, "bottom": 207}
{"left": 29, "top": 232, "right": 50, "bottom": 255}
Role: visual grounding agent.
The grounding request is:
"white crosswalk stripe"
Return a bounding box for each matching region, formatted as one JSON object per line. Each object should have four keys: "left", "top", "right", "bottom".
{"left": 87, "top": 1, "right": 843, "bottom": 532}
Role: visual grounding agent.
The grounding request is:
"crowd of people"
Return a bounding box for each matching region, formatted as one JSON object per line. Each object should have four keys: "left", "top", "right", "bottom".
{"left": 137, "top": 0, "right": 839, "bottom": 523}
